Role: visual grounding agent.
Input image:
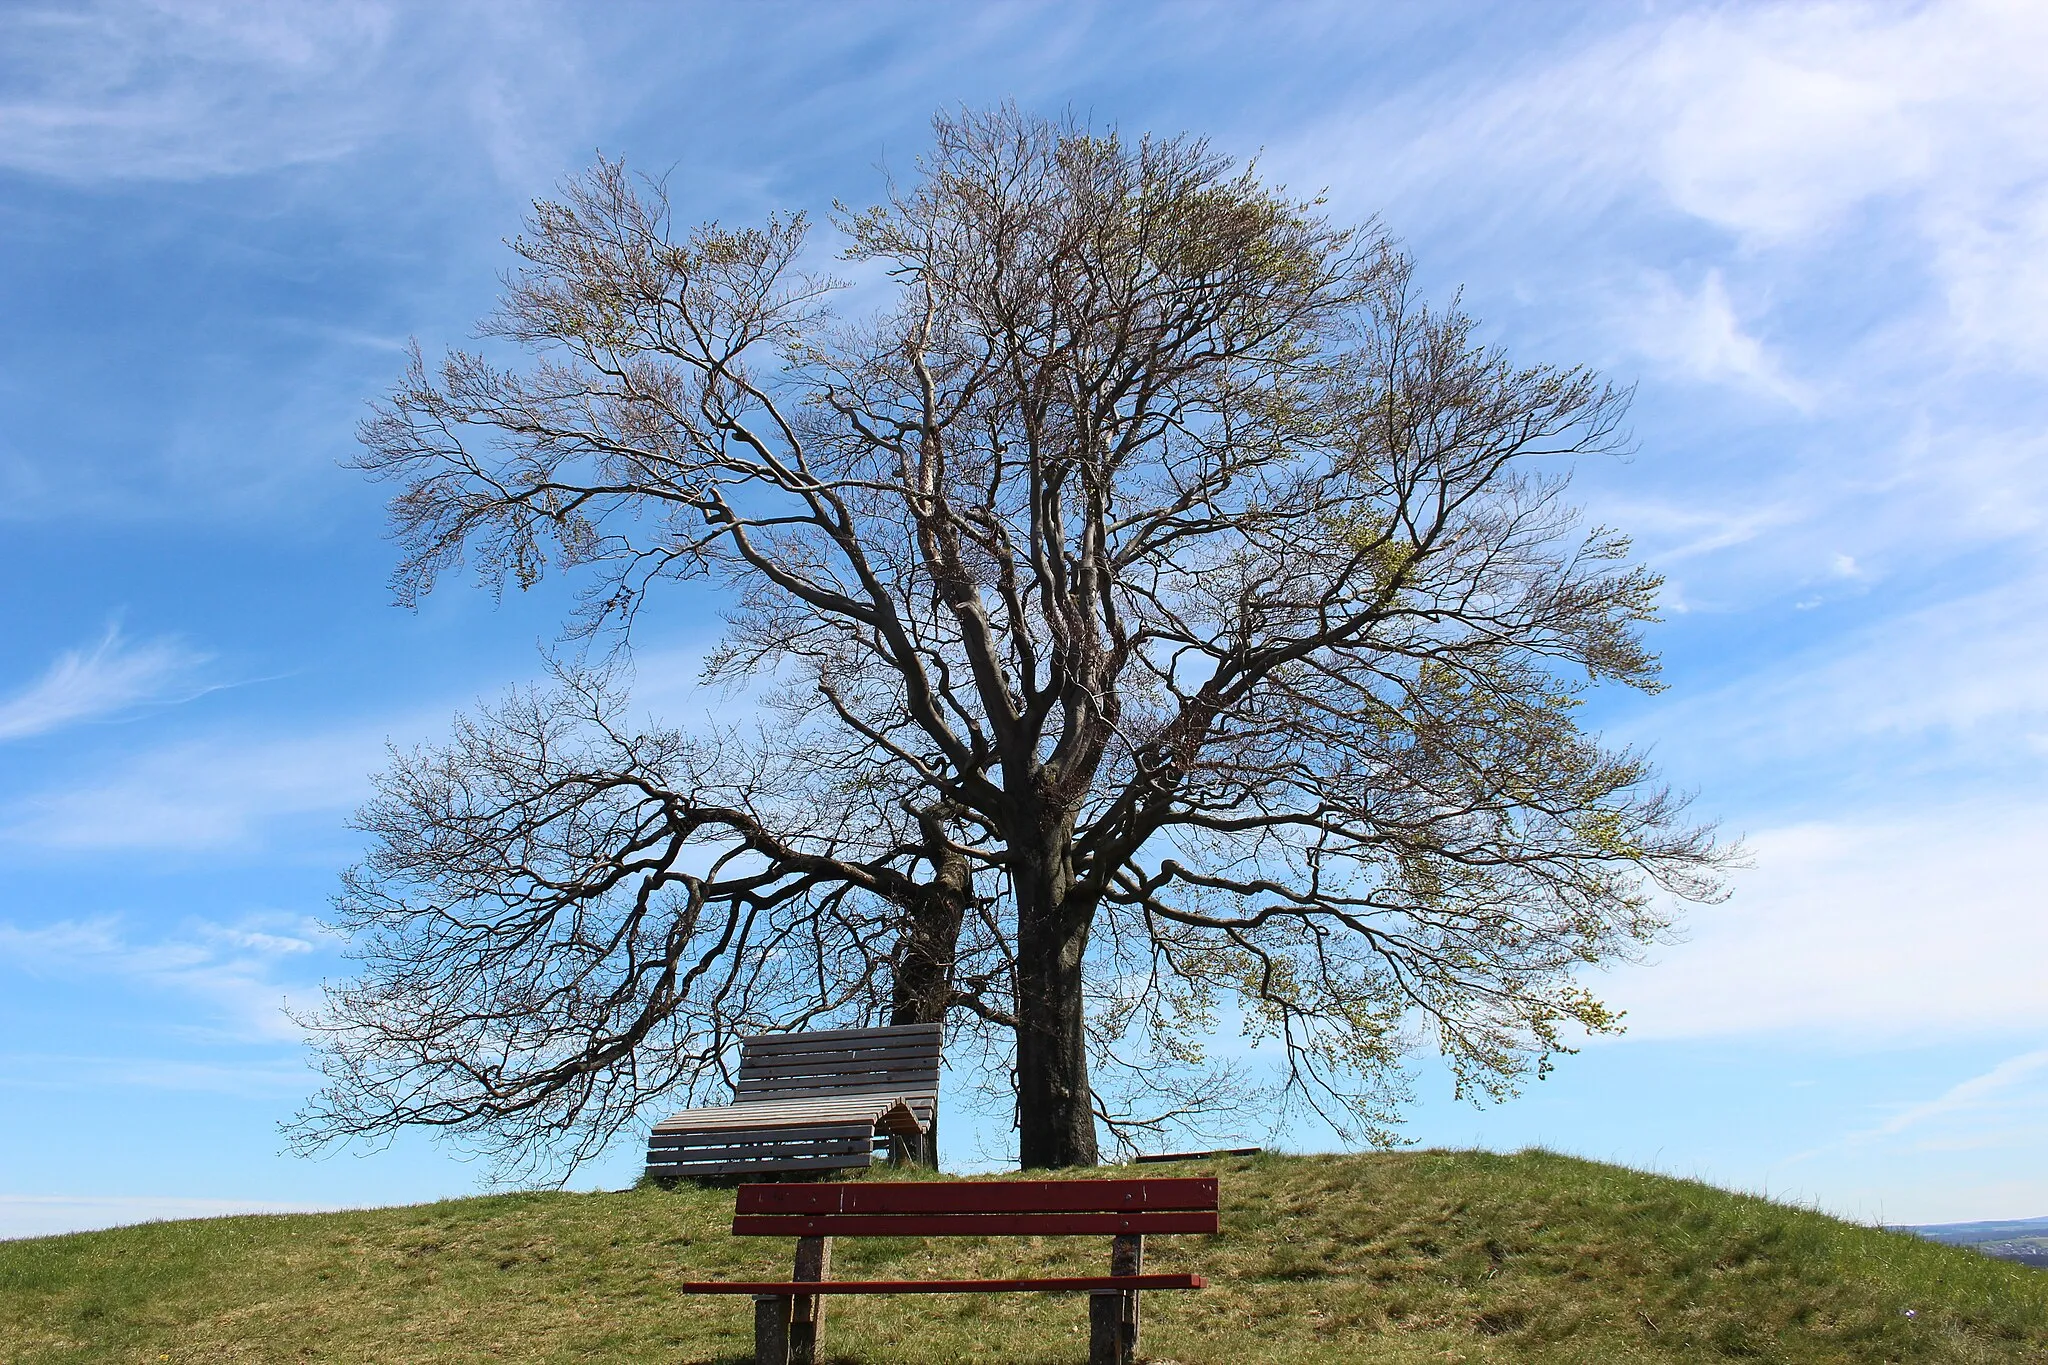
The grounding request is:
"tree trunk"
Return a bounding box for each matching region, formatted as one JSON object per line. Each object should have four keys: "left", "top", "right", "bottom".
{"left": 887, "top": 827, "right": 969, "bottom": 1167}
{"left": 1014, "top": 843, "right": 1098, "bottom": 1167}
{"left": 887, "top": 897, "right": 960, "bottom": 1167}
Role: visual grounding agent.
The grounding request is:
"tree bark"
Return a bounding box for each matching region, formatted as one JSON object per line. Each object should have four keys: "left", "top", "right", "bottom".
{"left": 1015, "top": 833, "right": 1098, "bottom": 1166}
{"left": 885, "top": 821, "right": 970, "bottom": 1167}
{"left": 1016, "top": 914, "right": 1095, "bottom": 1166}
{"left": 887, "top": 903, "right": 959, "bottom": 1167}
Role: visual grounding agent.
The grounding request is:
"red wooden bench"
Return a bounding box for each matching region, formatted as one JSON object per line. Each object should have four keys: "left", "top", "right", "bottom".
{"left": 681, "top": 1176, "right": 1219, "bottom": 1365}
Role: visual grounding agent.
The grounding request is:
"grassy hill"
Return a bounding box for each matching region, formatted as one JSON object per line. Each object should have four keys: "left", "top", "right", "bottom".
{"left": 3, "top": 1150, "right": 2044, "bottom": 1363}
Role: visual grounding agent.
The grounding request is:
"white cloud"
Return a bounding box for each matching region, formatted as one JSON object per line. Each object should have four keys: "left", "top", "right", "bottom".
{"left": 1631, "top": 564, "right": 2048, "bottom": 773}
{"left": 0, "top": 914, "right": 324, "bottom": 1040}
{"left": 1, "top": 726, "right": 382, "bottom": 850}
{"left": 1270, "top": 2, "right": 2048, "bottom": 630}
{"left": 0, "top": 1, "right": 398, "bottom": 180}
{"left": 1869, "top": 1049, "right": 2048, "bottom": 1140}
{"left": 0, "top": 627, "right": 213, "bottom": 741}
{"left": 1933, "top": 184, "right": 2048, "bottom": 371}
{"left": 1645, "top": 17, "right": 1932, "bottom": 246}
{"left": 1600, "top": 802, "right": 2048, "bottom": 1041}
{"left": 1617, "top": 415, "right": 2048, "bottom": 615}
{"left": 1362, "top": 0, "right": 2048, "bottom": 258}
{"left": 1767, "top": 1047, "right": 2048, "bottom": 1219}
{"left": 1463, "top": 0, "right": 2048, "bottom": 367}
{"left": 1622, "top": 269, "right": 1811, "bottom": 407}
{"left": 0, "top": 1, "right": 632, "bottom": 190}
{"left": 1644, "top": 0, "right": 2048, "bottom": 374}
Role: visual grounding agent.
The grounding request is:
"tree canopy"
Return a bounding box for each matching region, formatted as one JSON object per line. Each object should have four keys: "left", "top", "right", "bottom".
{"left": 290, "top": 107, "right": 1724, "bottom": 1175}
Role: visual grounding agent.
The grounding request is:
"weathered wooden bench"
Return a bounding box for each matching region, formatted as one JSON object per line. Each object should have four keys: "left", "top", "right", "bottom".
{"left": 645, "top": 1023, "right": 941, "bottom": 1180}
{"left": 681, "top": 1176, "right": 1219, "bottom": 1365}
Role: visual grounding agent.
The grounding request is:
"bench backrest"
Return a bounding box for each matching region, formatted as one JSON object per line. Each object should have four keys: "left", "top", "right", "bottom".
{"left": 732, "top": 1178, "right": 1219, "bottom": 1237}
{"left": 734, "top": 1023, "right": 942, "bottom": 1126}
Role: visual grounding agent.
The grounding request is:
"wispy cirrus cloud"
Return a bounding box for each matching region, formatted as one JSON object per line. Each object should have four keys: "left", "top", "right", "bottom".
{"left": 0, "top": 626, "right": 213, "bottom": 741}
{"left": 1869, "top": 1049, "right": 2048, "bottom": 1141}
{"left": 1619, "top": 269, "right": 1813, "bottom": 410}
{"left": 0, "top": 0, "right": 626, "bottom": 190}
{"left": 1280, "top": 0, "right": 2048, "bottom": 609}
{"left": 1771, "top": 1046, "right": 2048, "bottom": 1196}
{"left": 1346, "top": 0, "right": 2048, "bottom": 330}
{"left": 1626, "top": 564, "right": 2048, "bottom": 775}
{"left": 0, "top": 725, "right": 382, "bottom": 851}
{"left": 0, "top": 913, "right": 323, "bottom": 1040}
{"left": 0, "top": 0, "right": 397, "bottom": 181}
{"left": 1600, "top": 801, "right": 2048, "bottom": 1043}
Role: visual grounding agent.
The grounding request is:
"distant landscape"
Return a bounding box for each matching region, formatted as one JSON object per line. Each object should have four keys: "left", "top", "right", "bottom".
{"left": 1910, "top": 1218, "right": 2048, "bottom": 1270}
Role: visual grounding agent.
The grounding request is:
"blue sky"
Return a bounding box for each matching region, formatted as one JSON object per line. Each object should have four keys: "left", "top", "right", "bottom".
{"left": 3, "top": 0, "right": 2044, "bottom": 1238}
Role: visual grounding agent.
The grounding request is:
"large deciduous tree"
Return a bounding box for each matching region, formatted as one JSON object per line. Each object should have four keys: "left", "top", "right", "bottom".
{"left": 291, "top": 108, "right": 1723, "bottom": 1175}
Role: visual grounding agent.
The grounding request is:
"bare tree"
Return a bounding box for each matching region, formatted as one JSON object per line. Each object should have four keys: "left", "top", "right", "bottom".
{"left": 297, "top": 107, "right": 1724, "bottom": 1173}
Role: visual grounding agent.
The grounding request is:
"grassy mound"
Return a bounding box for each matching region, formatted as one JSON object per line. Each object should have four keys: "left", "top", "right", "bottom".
{"left": 2, "top": 1150, "right": 2043, "bottom": 1363}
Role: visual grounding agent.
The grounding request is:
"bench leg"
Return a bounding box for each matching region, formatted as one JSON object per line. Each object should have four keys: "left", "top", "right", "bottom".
{"left": 1089, "top": 1291, "right": 1124, "bottom": 1365}
{"left": 789, "top": 1234, "right": 832, "bottom": 1365}
{"left": 1113, "top": 1232, "right": 1143, "bottom": 1356}
{"left": 1087, "top": 1290, "right": 1141, "bottom": 1365}
{"left": 1090, "top": 1232, "right": 1145, "bottom": 1365}
{"left": 753, "top": 1294, "right": 791, "bottom": 1365}
{"left": 887, "top": 1129, "right": 927, "bottom": 1166}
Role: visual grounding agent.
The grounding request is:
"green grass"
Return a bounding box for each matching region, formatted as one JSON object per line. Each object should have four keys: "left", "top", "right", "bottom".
{"left": 3, "top": 1150, "right": 2043, "bottom": 1363}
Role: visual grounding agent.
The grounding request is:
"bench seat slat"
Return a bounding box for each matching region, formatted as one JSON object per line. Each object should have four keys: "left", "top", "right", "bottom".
{"left": 678, "top": 1273, "right": 1206, "bottom": 1294}
{"left": 732, "top": 1211, "right": 1219, "bottom": 1237}
{"left": 745, "top": 1047, "right": 942, "bottom": 1064}
{"left": 737, "top": 1074, "right": 938, "bottom": 1094}
{"left": 652, "top": 1097, "right": 917, "bottom": 1123}
{"left": 643, "top": 1137, "right": 876, "bottom": 1165}
{"left": 745, "top": 1023, "right": 942, "bottom": 1047}
{"left": 650, "top": 1123, "right": 877, "bottom": 1149}
{"left": 651, "top": 1098, "right": 926, "bottom": 1135}
{"left": 647, "top": 1152, "right": 876, "bottom": 1176}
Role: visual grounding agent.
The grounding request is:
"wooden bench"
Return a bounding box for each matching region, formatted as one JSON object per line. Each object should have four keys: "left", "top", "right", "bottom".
{"left": 681, "top": 1177, "right": 1219, "bottom": 1365}
{"left": 645, "top": 1023, "right": 941, "bottom": 1180}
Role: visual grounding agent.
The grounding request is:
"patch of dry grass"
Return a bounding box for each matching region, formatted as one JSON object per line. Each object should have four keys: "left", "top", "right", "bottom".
{"left": 2, "top": 1150, "right": 2042, "bottom": 1363}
